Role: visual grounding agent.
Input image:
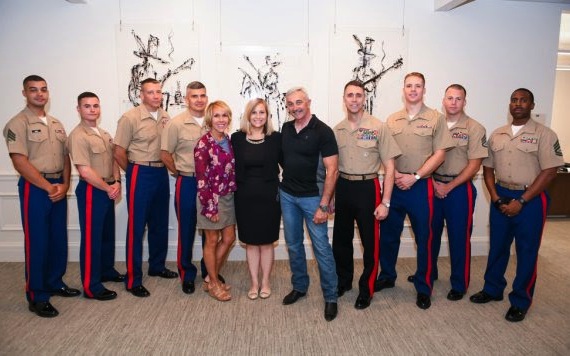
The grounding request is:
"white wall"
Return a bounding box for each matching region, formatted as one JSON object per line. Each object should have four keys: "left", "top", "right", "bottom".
{"left": 0, "top": 0, "right": 568, "bottom": 262}
{"left": 552, "top": 70, "right": 570, "bottom": 157}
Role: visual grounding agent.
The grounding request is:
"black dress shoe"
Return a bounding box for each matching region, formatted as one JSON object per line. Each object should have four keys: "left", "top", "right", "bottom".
{"left": 446, "top": 289, "right": 465, "bottom": 301}
{"left": 324, "top": 302, "right": 338, "bottom": 321}
{"left": 337, "top": 285, "right": 352, "bottom": 297}
{"left": 469, "top": 290, "right": 503, "bottom": 304}
{"left": 282, "top": 290, "right": 306, "bottom": 305}
{"left": 148, "top": 268, "right": 178, "bottom": 279}
{"left": 182, "top": 281, "right": 195, "bottom": 294}
{"left": 373, "top": 279, "right": 395, "bottom": 292}
{"left": 416, "top": 293, "right": 431, "bottom": 310}
{"left": 86, "top": 288, "right": 117, "bottom": 301}
{"left": 28, "top": 301, "right": 59, "bottom": 318}
{"left": 128, "top": 285, "right": 150, "bottom": 297}
{"left": 52, "top": 286, "right": 81, "bottom": 297}
{"left": 354, "top": 294, "right": 372, "bottom": 310}
{"left": 505, "top": 306, "right": 527, "bottom": 322}
{"left": 102, "top": 274, "right": 125, "bottom": 283}
{"left": 408, "top": 275, "right": 438, "bottom": 283}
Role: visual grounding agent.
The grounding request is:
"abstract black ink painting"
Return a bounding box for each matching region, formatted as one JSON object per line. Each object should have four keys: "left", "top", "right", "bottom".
{"left": 128, "top": 30, "right": 195, "bottom": 111}
{"left": 352, "top": 34, "right": 403, "bottom": 115}
{"left": 238, "top": 54, "right": 286, "bottom": 130}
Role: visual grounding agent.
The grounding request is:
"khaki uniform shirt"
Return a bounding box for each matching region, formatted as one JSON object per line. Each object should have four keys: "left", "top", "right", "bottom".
{"left": 483, "top": 119, "right": 564, "bottom": 186}
{"left": 3, "top": 107, "right": 67, "bottom": 173}
{"left": 334, "top": 112, "right": 401, "bottom": 174}
{"left": 436, "top": 113, "right": 488, "bottom": 176}
{"left": 114, "top": 105, "right": 170, "bottom": 162}
{"left": 67, "top": 122, "right": 115, "bottom": 179}
{"left": 160, "top": 110, "right": 204, "bottom": 173}
{"left": 386, "top": 105, "right": 454, "bottom": 174}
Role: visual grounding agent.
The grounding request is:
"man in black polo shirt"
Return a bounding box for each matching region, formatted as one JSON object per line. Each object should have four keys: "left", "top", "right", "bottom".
{"left": 280, "top": 87, "right": 340, "bottom": 321}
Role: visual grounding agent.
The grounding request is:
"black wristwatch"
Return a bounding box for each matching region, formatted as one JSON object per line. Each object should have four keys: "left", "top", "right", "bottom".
{"left": 319, "top": 205, "right": 329, "bottom": 213}
{"left": 517, "top": 197, "right": 527, "bottom": 206}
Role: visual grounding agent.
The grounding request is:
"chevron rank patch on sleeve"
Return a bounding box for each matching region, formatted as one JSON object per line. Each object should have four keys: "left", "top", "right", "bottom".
{"left": 7, "top": 129, "right": 16, "bottom": 142}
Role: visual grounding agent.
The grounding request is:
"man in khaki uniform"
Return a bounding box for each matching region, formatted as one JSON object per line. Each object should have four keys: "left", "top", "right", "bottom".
{"left": 161, "top": 81, "right": 208, "bottom": 295}
{"left": 332, "top": 80, "right": 400, "bottom": 310}
{"left": 114, "top": 78, "right": 177, "bottom": 298}
{"left": 67, "top": 92, "right": 124, "bottom": 302}
{"left": 3, "top": 75, "right": 79, "bottom": 318}
{"left": 431, "top": 84, "right": 487, "bottom": 302}
{"left": 470, "top": 88, "right": 564, "bottom": 322}
{"left": 375, "top": 72, "right": 454, "bottom": 310}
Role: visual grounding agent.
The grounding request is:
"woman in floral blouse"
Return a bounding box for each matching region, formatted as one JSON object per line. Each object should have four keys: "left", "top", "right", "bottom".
{"left": 194, "top": 101, "right": 237, "bottom": 301}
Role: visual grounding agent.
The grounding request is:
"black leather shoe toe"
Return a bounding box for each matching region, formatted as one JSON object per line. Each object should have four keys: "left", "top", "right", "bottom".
{"left": 324, "top": 302, "right": 338, "bottom": 321}
{"left": 29, "top": 301, "right": 59, "bottom": 318}
{"left": 102, "top": 274, "right": 125, "bottom": 283}
{"left": 469, "top": 290, "right": 503, "bottom": 304}
{"left": 128, "top": 285, "right": 150, "bottom": 297}
{"left": 148, "top": 268, "right": 178, "bottom": 279}
{"left": 86, "top": 288, "right": 117, "bottom": 301}
{"left": 182, "top": 281, "right": 195, "bottom": 294}
{"left": 373, "top": 279, "right": 395, "bottom": 292}
{"left": 446, "top": 289, "right": 465, "bottom": 301}
{"left": 337, "top": 285, "right": 352, "bottom": 297}
{"left": 416, "top": 293, "right": 431, "bottom": 310}
{"left": 52, "top": 286, "right": 81, "bottom": 297}
{"left": 282, "top": 290, "right": 306, "bottom": 305}
{"left": 354, "top": 295, "right": 372, "bottom": 310}
{"left": 505, "top": 306, "right": 527, "bottom": 322}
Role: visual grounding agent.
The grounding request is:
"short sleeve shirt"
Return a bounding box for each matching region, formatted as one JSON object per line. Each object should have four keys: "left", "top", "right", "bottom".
{"left": 436, "top": 113, "right": 488, "bottom": 176}
{"left": 67, "top": 122, "right": 115, "bottom": 179}
{"left": 281, "top": 115, "right": 338, "bottom": 197}
{"left": 483, "top": 119, "right": 564, "bottom": 186}
{"left": 333, "top": 112, "right": 401, "bottom": 174}
{"left": 161, "top": 110, "right": 204, "bottom": 173}
{"left": 3, "top": 107, "right": 67, "bottom": 173}
{"left": 385, "top": 105, "right": 454, "bottom": 174}
{"left": 114, "top": 105, "right": 170, "bottom": 162}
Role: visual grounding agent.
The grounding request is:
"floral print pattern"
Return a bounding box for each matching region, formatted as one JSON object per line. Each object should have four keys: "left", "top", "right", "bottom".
{"left": 194, "top": 131, "right": 236, "bottom": 218}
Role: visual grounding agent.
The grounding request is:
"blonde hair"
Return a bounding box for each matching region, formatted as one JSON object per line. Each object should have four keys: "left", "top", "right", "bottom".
{"left": 204, "top": 100, "right": 232, "bottom": 130}
{"left": 239, "top": 98, "right": 275, "bottom": 135}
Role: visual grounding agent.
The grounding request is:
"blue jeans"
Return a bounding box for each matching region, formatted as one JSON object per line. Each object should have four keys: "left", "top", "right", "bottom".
{"left": 280, "top": 189, "right": 338, "bottom": 302}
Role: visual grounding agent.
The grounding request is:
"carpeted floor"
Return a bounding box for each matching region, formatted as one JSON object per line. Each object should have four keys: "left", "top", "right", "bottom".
{"left": 0, "top": 219, "right": 569, "bottom": 355}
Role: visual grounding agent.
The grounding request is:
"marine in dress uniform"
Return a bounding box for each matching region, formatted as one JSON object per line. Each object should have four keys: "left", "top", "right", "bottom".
{"left": 332, "top": 80, "right": 401, "bottom": 310}
{"left": 114, "top": 78, "right": 178, "bottom": 298}
{"left": 374, "top": 72, "right": 454, "bottom": 310}
{"left": 470, "top": 88, "right": 564, "bottom": 322}
{"left": 431, "top": 84, "right": 488, "bottom": 301}
{"left": 160, "top": 81, "right": 208, "bottom": 295}
{"left": 67, "top": 92, "right": 124, "bottom": 301}
{"left": 3, "top": 75, "right": 80, "bottom": 318}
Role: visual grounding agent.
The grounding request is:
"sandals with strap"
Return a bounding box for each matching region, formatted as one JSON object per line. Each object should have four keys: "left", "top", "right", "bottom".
{"left": 208, "top": 283, "right": 231, "bottom": 301}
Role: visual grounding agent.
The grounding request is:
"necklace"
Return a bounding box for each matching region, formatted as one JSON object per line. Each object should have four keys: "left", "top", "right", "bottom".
{"left": 246, "top": 136, "right": 265, "bottom": 144}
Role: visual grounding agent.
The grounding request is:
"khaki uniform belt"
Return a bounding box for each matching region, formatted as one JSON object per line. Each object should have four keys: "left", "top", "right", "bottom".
{"left": 432, "top": 173, "right": 457, "bottom": 183}
{"left": 42, "top": 171, "right": 63, "bottom": 179}
{"left": 339, "top": 172, "right": 378, "bottom": 181}
{"left": 130, "top": 160, "right": 165, "bottom": 168}
{"left": 497, "top": 181, "right": 528, "bottom": 190}
{"left": 178, "top": 172, "right": 196, "bottom": 177}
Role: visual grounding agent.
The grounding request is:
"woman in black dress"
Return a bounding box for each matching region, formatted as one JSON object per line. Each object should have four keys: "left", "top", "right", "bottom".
{"left": 232, "top": 98, "right": 282, "bottom": 300}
